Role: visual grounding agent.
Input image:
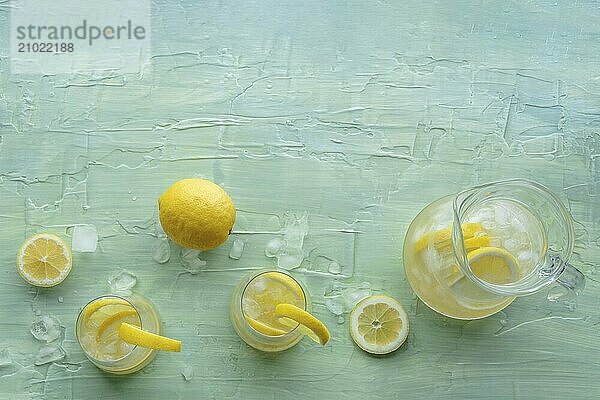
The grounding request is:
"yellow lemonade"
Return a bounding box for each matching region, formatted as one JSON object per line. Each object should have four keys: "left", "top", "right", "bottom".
{"left": 230, "top": 270, "right": 308, "bottom": 352}
{"left": 76, "top": 294, "right": 161, "bottom": 374}
{"left": 404, "top": 196, "right": 546, "bottom": 319}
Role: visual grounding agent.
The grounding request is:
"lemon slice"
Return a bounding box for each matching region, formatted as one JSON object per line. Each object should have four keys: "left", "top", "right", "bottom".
{"left": 16, "top": 234, "right": 72, "bottom": 287}
{"left": 118, "top": 322, "right": 181, "bottom": 352}
{"left": 274, "top": 304, "right": 330, "bottom": 345}
{"left": 96, "top": 310, "right": 138, "bottom": 340}
{"left": 80, "top": 298, "right": 131, "bottom": 320}
{"left": 245, "top": 316, "right": 287, "bottom": 336}
{"left": 349, "top": 295, "right": 409, "bottom": 355}
{"left": 414, "top": 223, "right": 484, "bottom": 253}
{"left": 467, "top": 247, "right": 518, "bottom": 284}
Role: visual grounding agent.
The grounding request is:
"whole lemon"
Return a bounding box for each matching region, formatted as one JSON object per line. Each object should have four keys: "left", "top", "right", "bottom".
{"left": 158, "top": 179, "right": 236, "bottom": 250}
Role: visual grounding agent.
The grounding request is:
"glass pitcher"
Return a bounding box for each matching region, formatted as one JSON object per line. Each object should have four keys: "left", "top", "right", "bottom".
{"left": 403, "top": 179, "right": 585, "bottom": 320}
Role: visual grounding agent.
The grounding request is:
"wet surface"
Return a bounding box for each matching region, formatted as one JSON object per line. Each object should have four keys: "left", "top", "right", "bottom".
{"left": 1, "top": 1, "right": 600, "bottom": 398}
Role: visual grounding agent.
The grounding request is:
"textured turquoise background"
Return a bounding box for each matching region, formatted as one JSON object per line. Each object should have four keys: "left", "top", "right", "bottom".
{"left": 1, "top": 1, "right": 600, "bottom": 399}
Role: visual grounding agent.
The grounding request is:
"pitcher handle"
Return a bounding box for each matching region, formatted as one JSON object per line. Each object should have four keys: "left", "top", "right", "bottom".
{"left": 552, "top": 255, "right": 586, "bottom": 295}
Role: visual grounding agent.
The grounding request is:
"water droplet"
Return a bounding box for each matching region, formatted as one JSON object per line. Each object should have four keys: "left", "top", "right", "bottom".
{"left": 57, "top": 296, "right": 64, "bottom": 303}
{"left": 181, "top": 365, "right": 194, "bottom": 381}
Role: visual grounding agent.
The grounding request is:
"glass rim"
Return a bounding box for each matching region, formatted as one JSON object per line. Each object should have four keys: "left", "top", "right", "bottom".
{"left": 75, "top": 294, "right": 142, "bottom": 364}
{"left": 239, "top": 269, "right": 306, "bottom": 339}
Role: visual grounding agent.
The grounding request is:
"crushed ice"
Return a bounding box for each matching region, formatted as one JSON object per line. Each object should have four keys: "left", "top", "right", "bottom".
{"left": 324, "top": 281, "right": 372, "bottom": 315}
{"left": 265, "top": 211, "right": 308, "bottom": 270}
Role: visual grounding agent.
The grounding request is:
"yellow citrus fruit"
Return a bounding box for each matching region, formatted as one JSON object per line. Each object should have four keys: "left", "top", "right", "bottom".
{"left": 158, "top": 179, "right": 236, "bottom": 250}
{"left": 16, "top": 234, "right": 72, "bottom": 287}
{"left": 96, "top": 310, "right": 139, "bottom": 340}
{"left": 349, "top": 295, "right": 409, "bottom": 355}
{"left": 467, "top": 246, "right": 518, "bottom": 284}
{"left": 274, "top": 304, "right": 330, "bottom": 345}
{"left": 245, "top": 316, "right": 287, "bottom": 336}
{"left": 119, "top": 322, "right": 181, "bottom": 352}
{"left": 414, "top": 223, "right": 485, "bottom": 252}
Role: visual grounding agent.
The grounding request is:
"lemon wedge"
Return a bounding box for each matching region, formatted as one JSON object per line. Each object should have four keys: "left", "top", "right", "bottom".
{"left": 274, "top": 304, "right": 330, "bottom": 345}
{"left": 16, "top": 233, "right": 72, "bottom": 287}
{"left": 80, "top": 298, "right": 131, "bottom": 320}
{"left": 414, "top": 223, "right": 485, "bottom": 253}
{"left": 349, "top": 295, "right": 409, "bottom": 355}
{"left": 118, "top": 323, "right": 181, "bottom": 352}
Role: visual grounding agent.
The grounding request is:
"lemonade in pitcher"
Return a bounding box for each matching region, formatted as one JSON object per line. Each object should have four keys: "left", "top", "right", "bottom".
{"left": 403, "top": 179, "right": 584, "bottom": 320}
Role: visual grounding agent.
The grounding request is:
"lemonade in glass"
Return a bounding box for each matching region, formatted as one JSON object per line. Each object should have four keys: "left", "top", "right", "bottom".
{"left": 230, "top": 269, "right": 329, "bottom": 352}
{"left": 76, "top": 294, "right": 161, "bottom": 374}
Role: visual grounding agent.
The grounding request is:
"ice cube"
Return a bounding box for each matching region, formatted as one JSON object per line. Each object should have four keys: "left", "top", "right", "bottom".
{"left": 183, "top": 258, "right": 207, "bottom": 274}
{"left": 229, "top": 238, "right": 245, "bottom": 260}
{"left": 156, "top": 220, "right": 167, "bottom": 238}
{"left": 180, "top": 248, "right": 201, "bottom": 262}
{"left": 282, "top": 211, "right": 308, "bottom": 243}
{"left": 277, "top": 253, "right": 303, "bottom": 270}
{"left": 108, "top": 270, "right": 137, "bottom": 295}
{"left": 152, "top": 238, "right": 171, "bottom": 264}
{"left": 30, "top": 315, "right": 62, "bottom": 343}
{"left": 272, "top": 212, "right": 309, "bottom": 269}
{"left": 324, "top": 294, "right": 343, "bottom": 316}
{"left": 265, "top": 238, "right": 284, "bottom": 258}
{"left": 179, "top": 248, "right": 207, "bottom": 274}
{"left": 72, "top": 224, "right": 98, "bottom": 252}
{"left": 181, "top": 365, "right": 194, "bottom": 381}
{"left": 341, "top": 283, "right": 371, "bottom": 310}
{"left": 0, "top": 348, "right": 12, "bottom": 367}
{"left": 547, "top": 285, "right": 572, "bottom": 302}
{"left": 328, "top": 261, "right": 342, "bottom": 275}
{"left": 34, "top": 345, "right": 66, "bottom": 365}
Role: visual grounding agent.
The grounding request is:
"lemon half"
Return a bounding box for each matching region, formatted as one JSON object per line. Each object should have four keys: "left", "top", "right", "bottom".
{"left": 16, "top": 233, "right": 72, "bottom": 287}
{"left": 349, "top": 295, "right": 409, "bottom": 355}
